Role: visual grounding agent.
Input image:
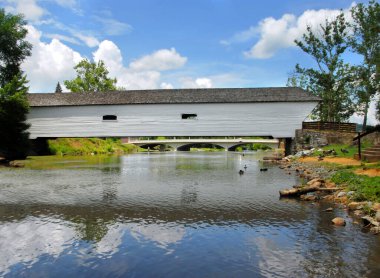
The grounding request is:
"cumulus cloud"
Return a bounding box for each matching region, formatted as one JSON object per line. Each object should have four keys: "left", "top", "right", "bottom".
{"left": 93, "top": 41, "right": 187, "bottom": 90}
{"left": 3, "top": 0, "right": 45, "bottom": 22}
{"left": 22, "top": 25, "right": 83, "bottom": 93}
{"left": 180, "top": 77, "right": 213, "bottom": 88}
{"left": 160, "top": 82, "right": 174, "bottom": 89}
{"left": 129, "top": 48, "right": 187, "bottom": 71}
{"left": 243, "top": 5, "right": 353, "bottom": 59}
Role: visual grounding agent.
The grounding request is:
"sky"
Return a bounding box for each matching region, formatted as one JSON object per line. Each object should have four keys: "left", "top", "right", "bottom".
{"left": 1, "top": 0, "right": 378, "bottom": 124}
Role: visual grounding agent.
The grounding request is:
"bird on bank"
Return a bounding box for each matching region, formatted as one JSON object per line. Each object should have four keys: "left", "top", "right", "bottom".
{"left": 341, "top": 148, "right": 349, "bottom": 154}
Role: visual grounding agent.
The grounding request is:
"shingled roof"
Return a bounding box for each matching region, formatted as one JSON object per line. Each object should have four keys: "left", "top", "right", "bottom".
{"left": 28, "top": 87, "right": 320, "bottom": 107}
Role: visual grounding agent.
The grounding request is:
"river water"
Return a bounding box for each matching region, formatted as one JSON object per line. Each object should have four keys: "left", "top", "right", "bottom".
{"left": 0, "top": 152, "right": 379, "bottom": 277}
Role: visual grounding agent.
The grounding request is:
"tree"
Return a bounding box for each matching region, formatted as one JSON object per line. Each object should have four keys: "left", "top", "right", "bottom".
{"left": 349, "top": 0, "right": 380, "bottom": 130}
{"left": 0, "top": 9, "right": 31, "bottom": 160}
{"left": 293, "top": 13, "right": 354, "bottom": 122}
{"left": 64, "top": 59, "right": 117, "bottom": 92}
{"left": 0, "top": 74, "right": 30, "bottom": 160}
{"left": 0, "top": 9, "right": 32, "bottom": 87}
{"left": 55, "top": 82, "right": 62, "bottom": 93}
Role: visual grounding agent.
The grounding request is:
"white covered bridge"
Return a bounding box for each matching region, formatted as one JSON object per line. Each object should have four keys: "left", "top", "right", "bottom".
{"left": 27, "top": 87, "right": 319, "bottom": 153}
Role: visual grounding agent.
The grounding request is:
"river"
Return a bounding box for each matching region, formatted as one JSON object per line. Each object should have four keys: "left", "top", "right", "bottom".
{"left": 0, "top": 152, "right": 379, "bottom": 277}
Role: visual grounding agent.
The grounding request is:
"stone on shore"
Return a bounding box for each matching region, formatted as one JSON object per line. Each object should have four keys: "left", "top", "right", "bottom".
{"left": 376, "top": 211, "right": 380, "bottom": 222}
{"left": 9, "top": 161, "right": 24, "bottom": 168}
{"left": 332, "top": 217, "right": 346, "bottom": 226}
{"left": 348, "top": 202, "right": 364, "bottom": 211}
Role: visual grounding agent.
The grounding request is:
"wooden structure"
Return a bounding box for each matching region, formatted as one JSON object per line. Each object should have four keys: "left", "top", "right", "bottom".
{"left": 27, "top": 88, "right": 320, "bottom": 141}
{"left": 302, "top": 121, "right": 357, "bottom": 133}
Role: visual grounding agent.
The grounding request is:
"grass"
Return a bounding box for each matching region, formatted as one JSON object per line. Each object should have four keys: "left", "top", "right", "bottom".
{"left": 47, "top": 138, "right": 140, "bottom": 156}
{"left": 311, "top": 143, "right": 372, "bottom": 158}
{"left": 331, "top": 170, "right": 380, "bottom": 203}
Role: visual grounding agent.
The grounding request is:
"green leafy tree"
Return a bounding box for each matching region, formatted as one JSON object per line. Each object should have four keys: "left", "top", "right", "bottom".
{"left": 55, "top": 81, "right": 62, "bottom": 93}
{"left": 64, "top": 59, "right": 117, "bottom": 92}
{"left": 0, "top": 9, "right": 32, "bottom": 87}
{"left": 0, "top": 74, "right": 30, "bottom": 160}
{"left": 0, "top": 9, "right": 31, "bottom": 160}
{"left": 348, "top": 0, "right": 380, "bottom": 130}
{"left": 293, "top": 13, "right": 354, "bottom": 122}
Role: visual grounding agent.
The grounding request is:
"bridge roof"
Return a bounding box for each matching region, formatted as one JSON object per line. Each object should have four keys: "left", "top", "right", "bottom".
{"left": 28, "top": 87, "right": 320, "bottom": 107}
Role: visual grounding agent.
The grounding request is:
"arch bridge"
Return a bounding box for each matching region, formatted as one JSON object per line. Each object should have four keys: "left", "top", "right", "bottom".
{"left": 128, "top": 138, "right": 279, "bottom": 151}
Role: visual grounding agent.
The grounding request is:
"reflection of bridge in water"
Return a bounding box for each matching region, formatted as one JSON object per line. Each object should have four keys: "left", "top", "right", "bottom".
{"left": 127, "top": 138, "right": 279, "bottom": 151}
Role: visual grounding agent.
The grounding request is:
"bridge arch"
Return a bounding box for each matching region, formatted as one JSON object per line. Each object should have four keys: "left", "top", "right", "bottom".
{"left": 176, "top": 143, "right": 225, "bottom": 151}
{"left": 227, "top": 142, "right": 273, "bottom": 152}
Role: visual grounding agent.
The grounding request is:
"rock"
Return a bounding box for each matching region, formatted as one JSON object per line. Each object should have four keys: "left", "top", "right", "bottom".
{"left": 307, "top": 178, "right": 323, "bottom": 186}
{"left": 332, "top": 217, "right": 346, "bottom": 226}
{"left": 323, "top": 195, "right": 335, "bottom": 201}
{"left": 324, "top": 207, "right": 333, "bottom": 212}
{"left": 376, "top": 211, "right": 380, "bottom": 222}
{"left": 346, "top": 191, "right": 355, "bottom": 197}
{"left": 362, "top": 216, "right": 380, "bottom": 227}
{"left": 372, "top": 203, "right": 380, "bottom": 211}
{"left": 354, "top": 210, "right": 364, "bottom": 217}
{"left": 9, "top": 161, "right": 24, "bottom": 168}
{"left": 370, "top": 226, "right": 380, "bottom": 235}
{"left": 325, "top": 181, "right": 336, "bottom": 188}
{"left": 337, "top": 191, "right": 347, "bottom": 198}
{"left": 300, "top": 194, "right": 317, "bottom": 201}
{"left": 348, "top": 202, "right": 362, "bottom": 211}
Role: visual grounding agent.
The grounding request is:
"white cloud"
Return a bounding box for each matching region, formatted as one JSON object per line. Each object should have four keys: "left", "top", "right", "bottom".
{"left": 350, "top": 96, "right": 380, "bottom": 126}
{"left": 44, "top": 33, "right": 81, "bottom": 45}
{"left": 160, "top": 82, "right": 174, "bottom": 89}
{"left": 93, "top": 41, "right": 187, "bottom": 90}
{"left": 3, "top": 0, "right": 45, "bottom": 22}
{"left": 22, "top": 25, "right": 83, "bottom": 92}
{"left": 180, "top": 77, "right": 213, "bottom": 88}
{"left": 129, "top": 48, "right": 187, "bottom": 71}
{"left": 72, "top": 32, "right": 99, "bottom": 47}
{"left": 244, "top": 5, "right": 353, "bottom": 59}
{"left": 94, "top": 16, "right": 132, "bottom": 36}
{"left": 220, "top": 26, "right": 258, "bottom": 46}
{"left": 52, "top": 0, "right": 82, "bottom": 15}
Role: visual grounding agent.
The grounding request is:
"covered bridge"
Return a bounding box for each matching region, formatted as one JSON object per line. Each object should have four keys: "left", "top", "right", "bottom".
{"left": 27, "top": 87, "right": 319, "bottom": 141}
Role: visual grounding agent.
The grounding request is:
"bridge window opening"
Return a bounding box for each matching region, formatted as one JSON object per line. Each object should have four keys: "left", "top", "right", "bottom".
{"left": 181, "top": 113, "right": 197, "bottom": 120}
{"left": 103, "top": 115, "right": 117, "bottom": 121}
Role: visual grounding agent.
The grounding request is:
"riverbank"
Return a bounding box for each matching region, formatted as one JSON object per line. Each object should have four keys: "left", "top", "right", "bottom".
{"left": 276, "top": 154, "right": 380, "bottom": 234}
{"left": 47, "top": 138, "right": 140, "bottom": 156}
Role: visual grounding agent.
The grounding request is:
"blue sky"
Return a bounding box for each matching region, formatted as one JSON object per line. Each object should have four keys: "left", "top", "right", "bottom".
{"left": 3, "top": 0, "right": 377, "bottom": 123}
{"left": 2, "top": 0, "right": 368, "bottom": 92}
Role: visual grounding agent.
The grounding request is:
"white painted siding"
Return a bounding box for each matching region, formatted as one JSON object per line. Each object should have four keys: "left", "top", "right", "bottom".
{"left": 27, "top": 102, "right": 317, "bottom": 139}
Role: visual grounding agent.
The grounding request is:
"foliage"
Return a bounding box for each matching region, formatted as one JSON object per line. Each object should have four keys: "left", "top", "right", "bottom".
{"left": 348, "top": 0, "right": 380, "bottom": 130}
{"left": 331, "top": 170, "right": 380, "bottom": 202}
{"left": 47, "top": 138, "right": 139, "bottom": 156}
{"left": 55, "top": 82, "right": 62, "bottom": 93}
{"left": 0, "top": 9, "right": 32, "bottom": 87}
{"left": 64, "top": 59, "right": 117, "bottom": 92}
{"left": 235, "top": 143, "right": 272, "bottom": 152}
{"left": 291, "top": 13, "right": 355, "bottom": 122}
{"left": 0, "top": 74, "right": 30, "bottom": 159}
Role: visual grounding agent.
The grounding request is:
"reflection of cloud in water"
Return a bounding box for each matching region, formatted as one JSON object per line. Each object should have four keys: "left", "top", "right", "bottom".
{"left": 95, "top": 224, "right": 124, "bottom": 255}
{"left": 0, "top": 216, "right": 77, "bottom": 275}
{"left": 128, "top": 223, "right": 185, "bottom": 249}
{"left": 252, "top": 236, "right": 304, "bottom": 277}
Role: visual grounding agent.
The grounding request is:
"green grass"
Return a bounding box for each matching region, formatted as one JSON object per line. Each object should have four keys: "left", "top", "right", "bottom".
{"left": 312, "top": 142, "right": 373, "bottom": 158}
{"left": 47, "top": 138, "right": 140, "bottom": 156}
{"left": 331, "top": 170, "right": 380, "bottom": 203}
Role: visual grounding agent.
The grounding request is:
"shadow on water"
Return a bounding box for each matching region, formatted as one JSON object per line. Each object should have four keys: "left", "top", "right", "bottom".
{"left": 0, "top": 151, "right": 380, "bottom": 277}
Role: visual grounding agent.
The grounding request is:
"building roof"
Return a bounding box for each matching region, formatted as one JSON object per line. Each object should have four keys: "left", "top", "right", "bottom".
{"left": 27, "top": 87, "right": 320, "bottom": 107}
